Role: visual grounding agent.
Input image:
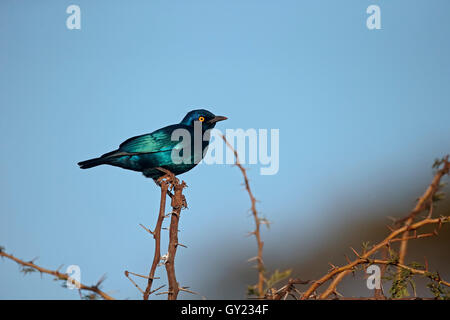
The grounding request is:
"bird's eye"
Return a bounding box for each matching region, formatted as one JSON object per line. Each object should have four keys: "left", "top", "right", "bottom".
{"left": 198, "top": 116, "right": 205, "bottom": 122}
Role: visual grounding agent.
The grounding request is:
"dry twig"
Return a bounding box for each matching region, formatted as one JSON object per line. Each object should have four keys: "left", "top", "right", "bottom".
{"left": 222, "top": 134, "right": 266, "bottom": 298}
{"left": 143, "top": 179, "right": 169, "bottom": 300}
{"left": 298, "top": 156, "right": 450, "bottom": 299}
{"left": 397, "top": 156, "right": 450, "bottom": 267}
{"left": 0, "top": 250, "right": 114, "bottom": 300}
{"left": 300, "top": 216, "right": 449, "bottom": 299}
{"left": 165, "top": 178, "right": 187, "bottom": 300}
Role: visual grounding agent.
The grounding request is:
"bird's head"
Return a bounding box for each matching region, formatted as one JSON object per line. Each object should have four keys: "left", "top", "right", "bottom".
{"left": 180, "top": 109, "right": 227, "bottom": 129}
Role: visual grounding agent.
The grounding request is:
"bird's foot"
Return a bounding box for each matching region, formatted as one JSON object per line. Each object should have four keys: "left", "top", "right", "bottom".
{"left": 155, "top": 167, "right": 178, "bottom": 186}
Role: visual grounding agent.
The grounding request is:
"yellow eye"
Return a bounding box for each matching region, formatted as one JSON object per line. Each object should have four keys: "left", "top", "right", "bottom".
{"left": 198, "top": 116, "right": 205, "bottom": 122}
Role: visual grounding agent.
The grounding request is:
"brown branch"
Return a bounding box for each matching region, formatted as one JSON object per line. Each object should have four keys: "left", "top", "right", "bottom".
{"left": 300, "top": 156, "right": 450, "bottom": 299}
{"left": 301, "top": 216, "right": 449, "bottom": 299}
{"left": 266, "top": 278, "right": 310, "bottom": 300}
{"left": 143, "top": 180, "right": 169, "bottom": 300}
{"left": 165, "top": 179, "right": 187, "bottom": 300}
{"left": 325, "top": 258, "right": 450, "bottom": 300}
{"left": 376, "top": 260, "right": 450, "bottom": 287}
{"left": 124, "top": 271, "right": 145, "bottom": 294}
{"left": 221, "top": 134, "right": 265, "bottom": 298}
{"left": 179, "top": 286, "right": 206, "bottom": 299}
{"left": 0, "top": 250, "right": 114, "bottom": 300}
{"left": 397, "top": 156, "right": 450, "bottom": 266}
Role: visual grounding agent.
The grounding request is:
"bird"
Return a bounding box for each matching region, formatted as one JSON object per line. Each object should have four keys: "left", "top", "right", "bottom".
{"left": 78, "top": 109, "right": 227, "bottom": 180}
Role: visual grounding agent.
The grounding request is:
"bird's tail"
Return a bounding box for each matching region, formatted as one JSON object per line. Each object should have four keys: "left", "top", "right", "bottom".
{"left": 78, "top": 157, "right": 107, "bottom": 169}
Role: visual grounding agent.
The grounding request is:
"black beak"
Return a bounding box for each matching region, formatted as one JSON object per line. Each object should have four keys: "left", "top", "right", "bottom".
{"left": 207, "top": 115, "right": 228, "bottom": 124}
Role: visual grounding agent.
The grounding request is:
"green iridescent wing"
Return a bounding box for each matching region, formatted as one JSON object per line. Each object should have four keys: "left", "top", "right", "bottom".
{"left": 118, "top": 125, "right": 182, "bottom": 154}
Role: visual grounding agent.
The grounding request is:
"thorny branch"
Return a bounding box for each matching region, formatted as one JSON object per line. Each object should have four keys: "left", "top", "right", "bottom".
{"left": 137, "top": 170, "right": 187, "bottom": 300}
{"left": 294, "top": 156, "right": 450, "bottom": 300}
{"left": 268, "top": 216, "right": 450, "bottom": 300}
{"left": 2, "top": 148, "right": 449, "bottom": 301}
{"left": 306, "top": 217, "right": 450, "bottom": 299}
{"left": 143, "top": 179, "right": 169, "bottom": 300}
{"left": 266, "top": 278, "right": 310, "bottom": 300}
{"left": 222, "top": 134, "right": 266, "bottom": 298}
{"left": 397, "top": 156, "right": 450, "bottom": 267}
{"left": 165, "top": 178, "right": 187, "bottom": 300}
{"left": 0, "top": 249, "right": 114, "bottom": 300}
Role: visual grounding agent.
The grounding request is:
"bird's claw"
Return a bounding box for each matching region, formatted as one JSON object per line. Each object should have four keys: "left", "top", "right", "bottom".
{"left": 154, "top": 169, "right": 188, "bottom": 209}
{"left": 155, "top": 167, "right": 178, "bottom": 187}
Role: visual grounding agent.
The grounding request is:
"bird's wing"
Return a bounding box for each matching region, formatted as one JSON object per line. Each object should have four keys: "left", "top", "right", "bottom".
{"left": 118, "top": 125, "right": 182, "bottom": 154}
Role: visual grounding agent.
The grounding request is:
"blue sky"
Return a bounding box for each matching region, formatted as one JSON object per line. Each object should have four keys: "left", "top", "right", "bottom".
{"left": 1, "top": 0, "right": 449, "bottom": 299}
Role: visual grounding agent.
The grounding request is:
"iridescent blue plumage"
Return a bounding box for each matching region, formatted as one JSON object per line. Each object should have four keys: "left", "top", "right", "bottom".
{"left": 78, "top": 109, "right": 227, "bottom": 179}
